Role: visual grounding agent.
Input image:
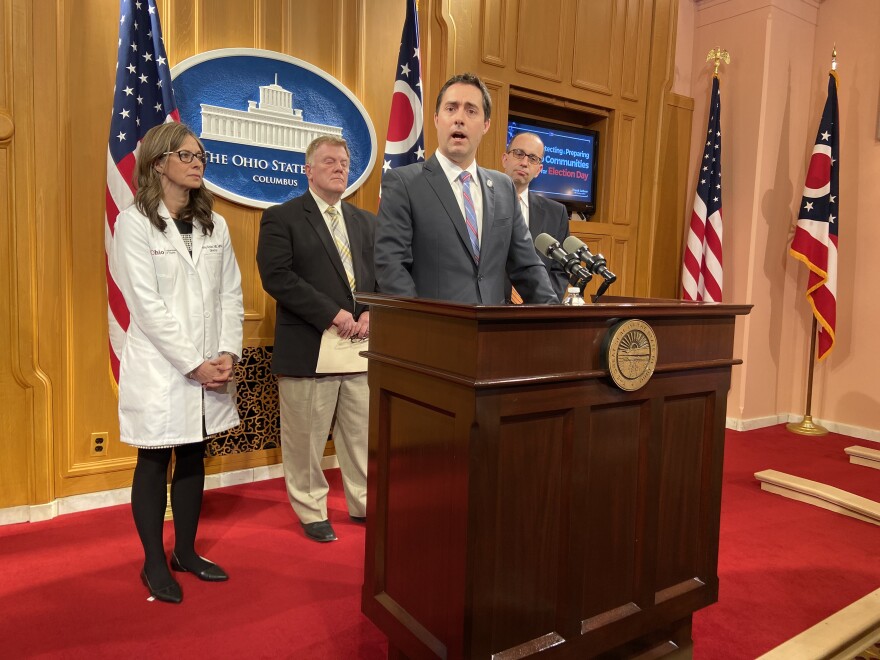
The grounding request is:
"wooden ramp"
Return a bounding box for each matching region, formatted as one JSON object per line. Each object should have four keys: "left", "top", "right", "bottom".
{"left": 754, "top": 469, "right": 880, "bottom": 527}
{"left": 758, "top": 588, "right": 880, "bottom": 660}
{"left": 846, "top": 445, "right": 880, "bottom": 471}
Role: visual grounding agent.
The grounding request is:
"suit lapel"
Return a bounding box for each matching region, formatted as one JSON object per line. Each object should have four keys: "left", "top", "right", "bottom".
{"left": 527, "top": 191, "right": 547, "bottom": 239}
{"left": 341, "top": 202, "right": 364, "bottom": 286}
{"left": 424, "top": 156, "right": 476, "bottom": 263}
{"left": 190, "top": 224, "right": 206, "bottom": 265}
{"left": 478, "top": 167, "right": 495, "bottom": 267}
{"left": 302, "top": 193, "right": 349, "bottom": 288}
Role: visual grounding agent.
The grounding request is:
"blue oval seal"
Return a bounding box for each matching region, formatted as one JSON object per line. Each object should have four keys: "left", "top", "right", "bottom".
{"left": 171, "top": 48, "right": 377, "bottom": 208}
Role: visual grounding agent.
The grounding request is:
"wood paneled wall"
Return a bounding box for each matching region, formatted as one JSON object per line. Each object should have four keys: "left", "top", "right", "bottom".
{"left": 0, "top": 0, "right": 693, "bottom": 508}
{"left": 427, "top": 0, "right": 686, "bottom": 299}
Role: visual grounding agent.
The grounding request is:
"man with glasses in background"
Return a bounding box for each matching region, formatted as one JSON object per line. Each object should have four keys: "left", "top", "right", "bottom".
{"left": 501, "top": 132, "right": 570, "bottom": 301}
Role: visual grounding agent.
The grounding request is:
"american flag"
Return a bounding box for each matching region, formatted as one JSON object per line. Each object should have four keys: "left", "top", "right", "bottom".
{"left": 790, "top": 73, "right": 839, "bottom": 360}
{"left": 381, "top": 0, "right": 425, "bottom": 180}
{"left": 105, "top": 0, "right": 178, "bottom": 383}
{"left": 682, "top": 76, "right": 723, "bottom": 302}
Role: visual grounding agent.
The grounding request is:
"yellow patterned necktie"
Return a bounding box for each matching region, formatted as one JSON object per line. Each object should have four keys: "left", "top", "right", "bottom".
{"left": 327, "top": 205, "right": 356, "bottom": 291}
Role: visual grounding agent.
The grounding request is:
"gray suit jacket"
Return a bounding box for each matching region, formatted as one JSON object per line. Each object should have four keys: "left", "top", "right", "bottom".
{"left": 375, "top": 155, "right": 557, "bottom": 305}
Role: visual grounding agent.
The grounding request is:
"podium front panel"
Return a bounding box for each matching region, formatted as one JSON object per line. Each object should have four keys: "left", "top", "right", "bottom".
{"left": 360, "top": 296, "right": 748, "bottom": 659}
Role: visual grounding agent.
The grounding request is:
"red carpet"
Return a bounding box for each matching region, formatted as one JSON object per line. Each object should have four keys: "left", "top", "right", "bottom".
{"left": 0, "top": 471, "right": 387, "bottom": 659}
{"left": 1, "top": 426, "right": 879, "bottom": 658}
{"left": 693, "top": 425, "right": 880, "bottom": 659}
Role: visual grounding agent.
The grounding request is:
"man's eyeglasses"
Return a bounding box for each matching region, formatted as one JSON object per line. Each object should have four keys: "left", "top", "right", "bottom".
{"left": 507, "top": 148, "right": 543, "bottom": 166}
{"left": 163, "top": 150, "right": 209, "bottom": 165}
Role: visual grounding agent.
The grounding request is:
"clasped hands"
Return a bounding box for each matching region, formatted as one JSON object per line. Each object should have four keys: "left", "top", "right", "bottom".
{"left": 189, "top": 354, "right": 234, "bottom": 390}
{"left": 331, "top": 309, "right": 369, "bottom": 340}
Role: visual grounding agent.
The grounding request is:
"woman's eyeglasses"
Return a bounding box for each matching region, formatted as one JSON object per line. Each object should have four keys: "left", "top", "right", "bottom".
{"left": 163, "top": 150, "right": 209, "bottom": 165}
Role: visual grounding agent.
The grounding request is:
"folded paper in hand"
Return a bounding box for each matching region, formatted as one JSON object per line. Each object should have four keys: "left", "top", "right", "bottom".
{"left": 315, "top": 326, "right": 368, "bottom": 374}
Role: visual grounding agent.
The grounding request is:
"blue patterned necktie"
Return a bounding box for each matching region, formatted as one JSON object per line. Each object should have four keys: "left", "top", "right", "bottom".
{"left": 459, "top": 171, "right": 480, "bottom": 263}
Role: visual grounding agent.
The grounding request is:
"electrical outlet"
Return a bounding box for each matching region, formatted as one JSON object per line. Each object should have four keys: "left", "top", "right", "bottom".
{"left": 90, "top": 432, "right": 109, "bottom": 457}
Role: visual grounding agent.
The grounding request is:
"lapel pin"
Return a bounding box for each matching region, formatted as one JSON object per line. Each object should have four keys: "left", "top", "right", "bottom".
{"left": 486, "top": 178, "right": 493, "bottom": 188}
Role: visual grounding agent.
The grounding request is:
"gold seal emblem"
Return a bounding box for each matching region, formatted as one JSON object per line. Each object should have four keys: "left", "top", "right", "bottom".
{"left": 603, "top": 319, "right": 658, "bottom": 391}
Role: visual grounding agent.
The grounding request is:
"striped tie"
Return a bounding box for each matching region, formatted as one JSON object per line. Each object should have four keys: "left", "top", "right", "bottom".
{"left": 327, "top": 206, "right": 356, "bottom": 291}
{"left": 459, "top": 172, "right": 480, "bottom": 263}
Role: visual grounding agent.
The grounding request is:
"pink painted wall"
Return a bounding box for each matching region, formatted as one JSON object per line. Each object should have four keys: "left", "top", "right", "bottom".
{"left": 673, "top": 0, "right": 696, "bottom": 95}
{"left": 680, "top": 0, "right": 880, "bottom": 438}
{"left": 782, "top": 0, "right": 880, "bottom": 435}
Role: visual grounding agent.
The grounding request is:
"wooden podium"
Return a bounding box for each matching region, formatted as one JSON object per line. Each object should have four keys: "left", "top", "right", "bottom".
{"left": 359, "top": 295, "right": 750, "bottom": 659}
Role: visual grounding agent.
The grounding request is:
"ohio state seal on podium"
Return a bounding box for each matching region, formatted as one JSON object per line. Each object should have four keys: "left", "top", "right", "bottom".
{"left": 603, "top": 319, "right": 658, "bottom": 391}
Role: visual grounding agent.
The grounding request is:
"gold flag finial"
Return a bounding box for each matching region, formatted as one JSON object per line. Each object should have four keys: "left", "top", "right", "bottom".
{"left": 831, "top": 44, "right": 837, "bottom": 71}
{"left": 706, "top": 48, "right": 730, "bottom": 77}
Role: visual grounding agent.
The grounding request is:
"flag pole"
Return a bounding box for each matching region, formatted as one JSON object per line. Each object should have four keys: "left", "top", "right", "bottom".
{"left": 681, "top": 49, "right": 728, "bottom": 302}
{"left": 787, "top": 48, "right": 838, "bottom": 437}
{"left": 787, "top": 317, "right": 828, "bottom": 435}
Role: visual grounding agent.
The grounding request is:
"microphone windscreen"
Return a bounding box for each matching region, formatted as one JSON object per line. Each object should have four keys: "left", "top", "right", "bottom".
{"left": 562, "top": 236, "right": 587, "bottom": 253}
{"left": 534, "top": 233, "right": 558, "bottom": 257}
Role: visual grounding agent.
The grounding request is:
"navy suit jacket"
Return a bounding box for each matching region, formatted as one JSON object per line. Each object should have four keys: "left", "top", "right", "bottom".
{"left": 525, "top": 191, "right": 571, "bottom": 301}
{"left": 256, "top": 191, "right": 376, "bottom": 376}
{"left": 374, "top": 155, "right": 557, "bottom": 305}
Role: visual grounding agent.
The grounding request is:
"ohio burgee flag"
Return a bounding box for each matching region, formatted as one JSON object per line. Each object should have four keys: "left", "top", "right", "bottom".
{"left": 789, "top": 73, "right": 839, "bottom": 360}
{"left": 381, "top": 0, "right": 425, "bottom": 184}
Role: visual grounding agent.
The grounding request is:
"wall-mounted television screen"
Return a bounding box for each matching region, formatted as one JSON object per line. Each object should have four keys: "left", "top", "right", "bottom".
{"left": 507, "top": 116, "right": 599, "bottom": 217}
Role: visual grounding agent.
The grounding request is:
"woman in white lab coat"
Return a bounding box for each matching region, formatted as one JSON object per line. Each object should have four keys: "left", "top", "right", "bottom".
{"left": 110, "top": 122, "right": 244, "bottom": 604}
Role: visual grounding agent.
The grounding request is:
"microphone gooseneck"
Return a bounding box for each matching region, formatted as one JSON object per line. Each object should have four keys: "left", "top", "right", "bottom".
{"left": 561, "top": 236, "right": 618, "bottom": 301}
{"left": 534, "top": 233, "right": 592, "bottom": 285}
{"left": 562, "top": 236, "right": 617, "bottom": 283}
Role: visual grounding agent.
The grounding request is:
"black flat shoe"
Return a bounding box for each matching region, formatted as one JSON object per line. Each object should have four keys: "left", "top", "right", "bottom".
{"left": 170, "top": 552, "right": 229, "bottom": 582}
{"left": 350, "top": 515, "right": 366, "bottom": 523}
{"left": 140, "top": 569, "right": 183, "bottom": 604}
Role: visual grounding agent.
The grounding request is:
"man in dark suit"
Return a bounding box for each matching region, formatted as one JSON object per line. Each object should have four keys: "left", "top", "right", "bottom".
{"left": 375, "top": 73, "right": 557, "bottom": 305}
{"left": 257, "top": 136, "right": 374, "bottom": 543}
{"left": 501, "top": 131, "right": 571, "bottom": 301}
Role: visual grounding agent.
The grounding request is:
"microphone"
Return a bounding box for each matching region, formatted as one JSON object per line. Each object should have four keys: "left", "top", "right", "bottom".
{"left": 562, "top": 236, "right": 617, "bottom": 285}
{"left": 534, "top": 233, "right": 592, "bottom": 284}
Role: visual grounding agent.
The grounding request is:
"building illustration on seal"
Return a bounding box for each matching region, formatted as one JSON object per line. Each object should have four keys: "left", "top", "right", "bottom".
{"left": 199, "top": 75, "right": 342, "bottom": 152}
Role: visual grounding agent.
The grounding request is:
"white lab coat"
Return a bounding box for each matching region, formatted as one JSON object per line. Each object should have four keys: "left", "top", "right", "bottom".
{"left": 110, "top": 201, "right": 244, "bottom": 447}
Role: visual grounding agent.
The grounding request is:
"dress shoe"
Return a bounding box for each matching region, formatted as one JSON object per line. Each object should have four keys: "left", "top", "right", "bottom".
{"left": 140, "top": 569, "right": 183, "bottom": 604}
{"left": 170, "top": 552, "right": 229, "bottom": 582}
{"left": 302, "top": 520, "right": 337, "bottom": 542}
{"left": 350, "top": 515, "right": 366, "bottom": 523}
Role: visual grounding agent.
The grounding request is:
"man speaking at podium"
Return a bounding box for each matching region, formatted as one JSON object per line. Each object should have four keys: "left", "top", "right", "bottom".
{"left": 501, "top": 131, "right": 571, "bottom": 301}
{"left": 375, "top": 73, "right": 558, "bottom": 305}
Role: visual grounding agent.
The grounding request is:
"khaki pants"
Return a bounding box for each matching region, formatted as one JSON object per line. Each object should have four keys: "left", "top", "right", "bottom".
{"left": 277, "top": 374, "right": 368, "bottom": 524}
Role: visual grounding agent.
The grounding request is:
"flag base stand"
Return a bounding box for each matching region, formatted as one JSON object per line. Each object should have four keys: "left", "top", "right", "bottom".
{"left": 789, "top": 318, "right": 829, "bottom": 437}
{"left": 786, "top": 415, "right": 828, "bottom": 436}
